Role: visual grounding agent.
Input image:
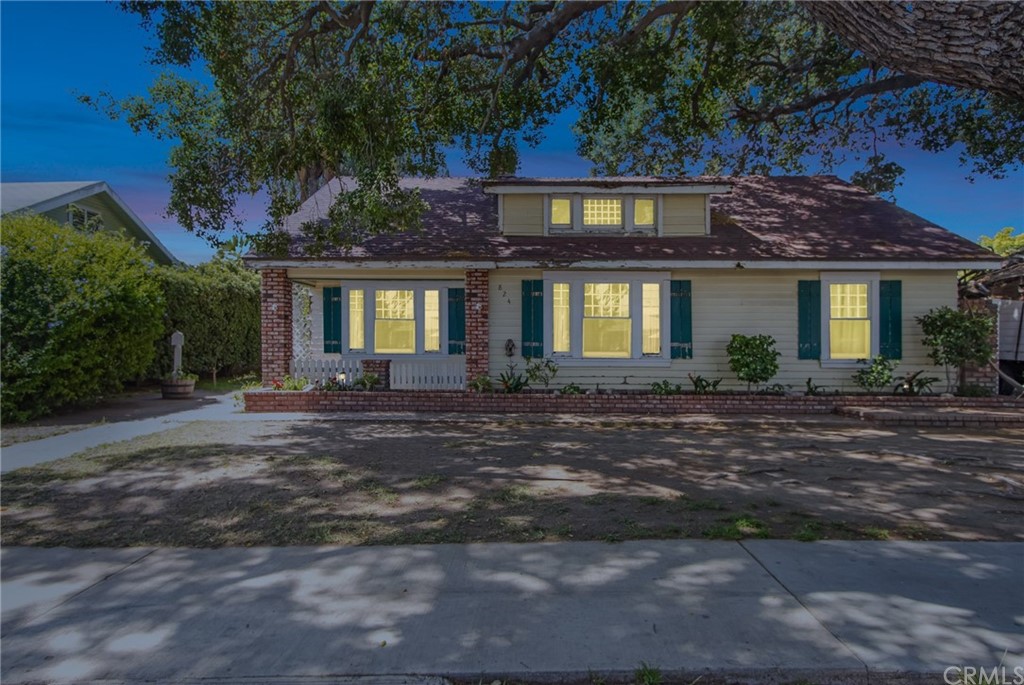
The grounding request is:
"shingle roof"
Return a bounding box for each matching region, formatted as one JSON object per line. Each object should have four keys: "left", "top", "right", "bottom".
{"left": 260, "top": 175, "right": 996, "bottom": 264}
{"left": 0, "top": 181, "right": 103, "bottom": 214}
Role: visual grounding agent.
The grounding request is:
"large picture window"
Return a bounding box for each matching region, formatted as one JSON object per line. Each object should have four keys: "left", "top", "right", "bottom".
{"left": 375, "top": 290, "right": 415, "bottom": 354}
{"left": 544, "top": 272, "right": 668, "bottom": 362}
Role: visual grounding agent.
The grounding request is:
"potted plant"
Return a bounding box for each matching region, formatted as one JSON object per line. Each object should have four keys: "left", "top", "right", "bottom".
{"left": 162, "top": 371, "right": 198, "bottom": 399}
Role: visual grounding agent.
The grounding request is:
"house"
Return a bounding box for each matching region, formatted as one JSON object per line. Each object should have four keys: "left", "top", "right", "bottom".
{"left": 974, "top": 251, "right": 1024, "bottom": 393}
{"left": 0, "top": 181, "right": 176, "bottom": 264}
{"left": 246, "top": 176, "right": 1002, "bottom": 392}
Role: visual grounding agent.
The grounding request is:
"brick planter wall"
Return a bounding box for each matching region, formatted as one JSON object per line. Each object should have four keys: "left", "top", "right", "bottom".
{"left": 260, "top": 268, "right": 292, "bottom": 386}
{"left": 245, "top": 390, "right": 1020, "bottom": 417}
{"left": 465, "top": 269, "right": 490, "bottom": 382}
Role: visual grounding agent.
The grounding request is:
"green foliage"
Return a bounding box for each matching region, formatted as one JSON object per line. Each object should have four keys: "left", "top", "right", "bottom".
{"left": 726, "top": 334, "right": 780, "bottom": 390}
{"left": 559, "top": 382, "right": 583, "bottom": 395}
{"left": 804, "top": 378, "right": 831, "bottom": 396}
{"left": 917, "top": 306, "right": 994, "bottom": 392}
{"left": 957, "top": 383, "right": 993, "bottom": 398}
{"left": 687, "top": 373, "right": 722, "bottom": 394}
{"left": 149, "top": 258, "right": 260, "bottom": 381}
{"left": 354, "top": 372, "right": 381, "bottom": 391}
{"left": 979, "top": 227, "right": 1024, "bottom": 257}
{"left": 167, "top": 371, "right": 199, "bottom": 382}
{"left": 525, "top": 357, "right": 559, "bottom": 388}
{"left": 467, "top": 374, "right": 494, "bottom": 393}
{"left": 498, "top": 363, "right": 529, "bottom": 394}
{"left": 91, "top": 2, "right": 1023, "bottom": 249}
{"left": 271, "top": 375, "right": 310, "bottom": 391}
{"left": 634, "top": 663, "right": 663, "bottom": 685}
{"left": 316, "top": 377, "right": 353, "bottom": 391}
{"left": 851, "top": 355, "right": 898, "bottom": 392}
{"left": 893, "top": 370, "right": 939, "bottom": 396}
{"left": 1, "top": 215, "right": 164, "bottom": 422}
{"left": 651, "top": 380, "right": 683, "bottom": 396}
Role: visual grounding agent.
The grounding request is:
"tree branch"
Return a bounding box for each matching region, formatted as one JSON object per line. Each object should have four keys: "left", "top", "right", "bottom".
{"left": 734, "top": 74, "right": 926, "bottom": 123}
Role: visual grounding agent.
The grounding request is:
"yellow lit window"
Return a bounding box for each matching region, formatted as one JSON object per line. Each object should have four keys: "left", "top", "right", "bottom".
{"left": 583, "top": 198, "right": 622, "bottom": 226}
{"left": 348, "top": 289, "right": 364, "bottom": 350}
{"left": 829, "top": 283, "right": 870, "bottom": 359}
{"left": 553, "top": 283, "right": 570, "bottom": 353}
{"left": 642, "top": 283, "right": 660, "bottom": 355}
{"left": 634, "top": 198, "right": 655, "bottom": 227}
{"left": 424, "top": 290, "right": 440, "bottom": 352}
{"left": 551, "top": 198, "right": 571, "bottom": 225}
{"left": 375, "top": 290, "right": 415, "bottom": 354}
{"left": 583, "top": 283, "right": 630, "bottom": 358}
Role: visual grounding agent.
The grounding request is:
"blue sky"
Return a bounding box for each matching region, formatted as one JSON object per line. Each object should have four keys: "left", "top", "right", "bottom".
{"left": 2, "top": 2, "right": 1022, "bottom": 264}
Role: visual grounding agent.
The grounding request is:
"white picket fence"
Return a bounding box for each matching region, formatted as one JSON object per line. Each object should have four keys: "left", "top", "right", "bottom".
{"left": 390, "top": 359, "right": 466, "bottom": 390}
{"left": 291, "top": 358, "right": 363, "bottom": 384}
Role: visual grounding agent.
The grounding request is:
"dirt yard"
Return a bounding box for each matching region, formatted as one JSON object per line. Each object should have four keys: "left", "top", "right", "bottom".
{"left": 2, "top": 415, "right": 1021, "bottom": 547}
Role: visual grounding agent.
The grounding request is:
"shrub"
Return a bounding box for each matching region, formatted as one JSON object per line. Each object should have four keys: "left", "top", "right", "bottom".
{"left": 525, "top": 357, "right": 559, "bottom": 387}
{"left": 893, "top": 370, "right": 939, "bottom": 396}
{"left": 651, "top": 380, "right": 683, "bottom": 395}
{"left": 852, "top": 355, "right": 898, "bottom": 392}
{"left": 149, "top": 258, "right": 260, "bottom": 382}
{"left": 559, "top": 382, "right": 583, "bottom": 395}
{"left": 726, "top": 334, "right": 780, "bottom": 391}
{"left": 687, "top": 373, "right": 722, "bottom": 394}
{"left": 271, "top": 375, "right": 309, "bottom": 391}
{"left": 0, "top": 215, "right": 164, "bottom": 422}
{"left": 467, "top": 374, "right": 494, "bottom": 392}
{"left": 498, "top": 362, "right": 529, "bottom": 393}
{"left": 917, "top": 306, "right": 994, "bottom": 393}
{"left": 354, "top": 372, "right": 380, "bottom": 390}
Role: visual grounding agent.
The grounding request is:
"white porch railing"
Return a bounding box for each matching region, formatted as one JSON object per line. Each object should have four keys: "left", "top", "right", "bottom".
{"left": 291, "top": 358, "right": 363, "bottom": 384}
{"left": 390, "top": 359, "right": 466, "bottom": 390}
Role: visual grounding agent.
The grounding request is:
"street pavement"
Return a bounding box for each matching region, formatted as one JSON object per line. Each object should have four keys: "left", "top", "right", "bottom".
{"left": 2, "top": 540, "right": 1021, "bottom": 684}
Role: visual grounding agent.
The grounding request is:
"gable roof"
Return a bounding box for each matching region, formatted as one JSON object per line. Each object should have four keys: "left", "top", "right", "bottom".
{"left": 1, "top": 181, "right": 177, "bottom": 264}
{"left": 255, "top": 175, "right": 999, "bottom": 267}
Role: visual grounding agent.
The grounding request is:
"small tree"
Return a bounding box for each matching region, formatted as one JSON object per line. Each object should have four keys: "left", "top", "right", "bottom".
{"left": 916, "top": 307, "right": 994, "bottom": 393}
{"left": 726, "top": 334, "right": 780, "bottom": 391}
{"left": 851, "top": 356, "right": 898, "bottom": 393}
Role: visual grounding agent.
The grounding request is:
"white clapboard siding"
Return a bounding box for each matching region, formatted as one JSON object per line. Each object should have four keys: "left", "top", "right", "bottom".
{"left": 291, "top": 357, "right": 363, "bottom": 383}
{"left": 390, "top": 359, "right": 466, "bottom": 390}
{"left": 998, "top": 300, "right": 1024, "bottom": 362}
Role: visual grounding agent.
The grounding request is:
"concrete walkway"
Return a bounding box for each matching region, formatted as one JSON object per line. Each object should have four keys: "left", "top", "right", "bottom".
{"left": 2, "top": 540, "right": 1021, "bottom": 684}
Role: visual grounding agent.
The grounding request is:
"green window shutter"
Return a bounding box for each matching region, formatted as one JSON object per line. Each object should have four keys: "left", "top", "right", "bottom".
{"left": 879, "top": 280, "right": 902, "bottom": 359}
{"left": 797, "top": 280, "right": 821, "bottom": 360}
{"left": 670, "top": 280, "right": 693, "bottom": 359}
{"left": 521, "top": 279, "right": 544, "bottom": 358}
{"left": 322, "top": 286, "right": 342, "bottom": 354}
{"left": 447, "top": 287, "right": 466, "bottom": 355}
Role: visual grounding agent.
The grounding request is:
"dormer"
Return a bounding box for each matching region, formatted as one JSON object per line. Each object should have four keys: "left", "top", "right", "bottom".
{"left": 482, "top": 177, "right": 732, "bottom": 237}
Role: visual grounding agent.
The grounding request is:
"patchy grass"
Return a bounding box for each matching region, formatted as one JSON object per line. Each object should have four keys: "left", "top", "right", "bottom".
{"left": 2, "top": 417, "right": 1021, "bottom": 547}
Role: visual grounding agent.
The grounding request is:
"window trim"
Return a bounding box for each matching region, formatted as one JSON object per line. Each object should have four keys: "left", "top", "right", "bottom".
{"left": 819, "top": 271, "right": 880, "bottom": 367}
{"left": 542, "top": 271, "right": 671, "bottom": 366}
{"left": 549, "top": 194, "right": 573, "bottom": 229}
{"left": 329, "top": 280, "right": 463, "bottom": 358}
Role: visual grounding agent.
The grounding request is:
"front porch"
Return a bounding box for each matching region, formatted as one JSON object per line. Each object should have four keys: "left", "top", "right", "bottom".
{"left": 259, "top": 268, "right": 489, "bottom": 391}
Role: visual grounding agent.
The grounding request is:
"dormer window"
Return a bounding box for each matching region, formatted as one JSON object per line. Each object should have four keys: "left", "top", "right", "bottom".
{"left": 546, "top": 195, "right": 659, "bottom": 235}
{"left": 583, "top": 197, "right": 623, "bottom": 228}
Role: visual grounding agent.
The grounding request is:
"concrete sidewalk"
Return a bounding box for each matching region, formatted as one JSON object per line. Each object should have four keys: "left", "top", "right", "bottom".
{"left": 2, "top": 540, "right": 1021, "bottom": 684}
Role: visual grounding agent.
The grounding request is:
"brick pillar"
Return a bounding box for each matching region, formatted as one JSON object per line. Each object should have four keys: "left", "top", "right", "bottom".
{"left": 465, "top": 269, "right": 490, "bottom": 383}
{"left": 260, "top": 268, "right": 293, "bottom": 386}
{"left": 361, "top": 359, "right": 391, "bottom": 390}
{"left": 959, "top": 297, "right": 999, "bottom": 394}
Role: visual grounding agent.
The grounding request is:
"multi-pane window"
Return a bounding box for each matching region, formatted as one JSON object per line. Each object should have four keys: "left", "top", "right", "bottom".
{"left": 583, "top": 198, "right": 623, "bottom": 226}
{"left": 634, "top": 198, "right": 655, "bottom": 227}
{"left": 424, "top": 290, "right": 441, "bottom": 352}
{"left": 582, "top": 283, "right": 631, "bottom": 358}
{"left": 551, "top": 198, "right": 572, "bottom": 226}
{"left": 553, "top": 282, "right": 571, "bottom": 353}
{"left": 375, "top": 290, "right": 415, "bottom": 354}
{"left": 348, "top": 289, "right": 365, "bottom": 350}
{"left": 829, "top": 283, "right": 870, "bottom": 359}
{"left": 642, "top": 283, "right": 661, "bottom": 355}
{"left": 67, "top": 204, "right": 102, "bottom": 230}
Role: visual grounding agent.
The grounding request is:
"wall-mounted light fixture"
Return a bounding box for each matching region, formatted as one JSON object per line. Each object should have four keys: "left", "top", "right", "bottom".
{"left": 504, "top": 339, "right": 517, "bottom": 357}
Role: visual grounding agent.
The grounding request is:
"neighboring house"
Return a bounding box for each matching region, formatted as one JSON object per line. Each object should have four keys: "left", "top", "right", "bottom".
{"left": 0, "top": 181, "right": 176, "bottom": 265}
{"left": 975, "top": 251, "right": 1024, "bottom": 391}
{"left": 246, "top": 176, "right": 1002, "bottom": 391}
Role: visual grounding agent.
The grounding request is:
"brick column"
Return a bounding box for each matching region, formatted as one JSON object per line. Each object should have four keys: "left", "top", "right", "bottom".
{"left": 260, "top": 268, "right": 293, "bottom": 386}
{"left": 361, "top": 359, "right": 391, "bottom": 390}
{"left": 465, "top": 269, "right": 491, "bottom": 383}
{"left": 959, "top": 297, "right": 999, "bottom": 394}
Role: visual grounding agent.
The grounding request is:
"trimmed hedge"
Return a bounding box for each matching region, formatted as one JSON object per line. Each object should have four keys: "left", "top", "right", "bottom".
{"left": 1, "top": 215, "right": 164, "bottom": 422}
{"left": 149, "top": 259, "right": 260, "bottom": 381}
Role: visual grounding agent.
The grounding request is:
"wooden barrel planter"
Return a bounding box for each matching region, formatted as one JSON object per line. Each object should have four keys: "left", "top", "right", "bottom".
{"left": 161, "top": 379, "right": 196, "bottom": 399}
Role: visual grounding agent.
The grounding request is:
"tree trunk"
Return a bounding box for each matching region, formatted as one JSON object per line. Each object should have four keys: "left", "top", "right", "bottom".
{"left": 805, "top": 1, "right": 1024, "bottom": 102}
